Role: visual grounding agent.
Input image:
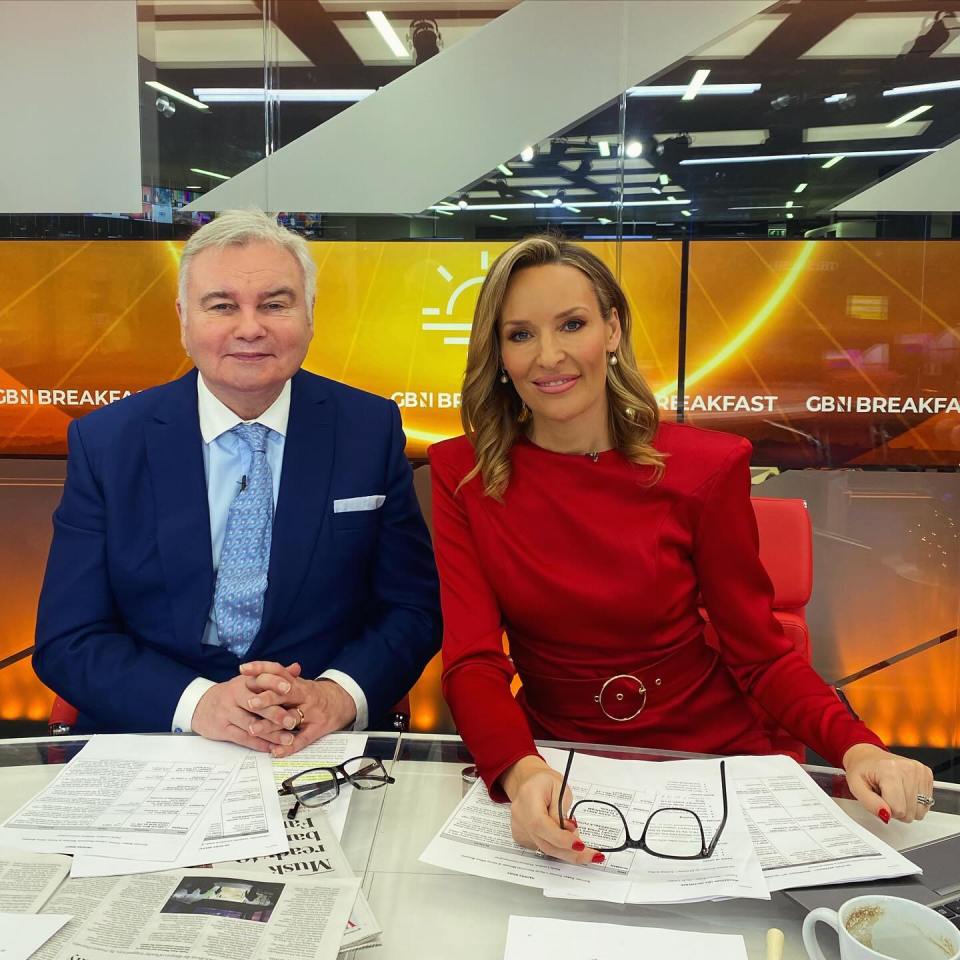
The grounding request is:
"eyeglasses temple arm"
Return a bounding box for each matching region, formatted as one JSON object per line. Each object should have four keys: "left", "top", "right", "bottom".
{"left": 705, "top": 760, "right": 729, "bottom": 855}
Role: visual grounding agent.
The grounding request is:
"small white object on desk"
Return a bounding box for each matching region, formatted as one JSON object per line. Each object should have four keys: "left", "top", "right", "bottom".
{"left": 504, "top": 916, "right": 748, "bottom": 959}
{"left": 766, "top": 927, "right": 785, "bottom": 960}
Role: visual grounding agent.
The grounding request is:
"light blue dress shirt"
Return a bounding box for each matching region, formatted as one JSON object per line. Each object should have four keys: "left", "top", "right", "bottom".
{"left": 171, "top": 374, "right": 367, "bottom": 733}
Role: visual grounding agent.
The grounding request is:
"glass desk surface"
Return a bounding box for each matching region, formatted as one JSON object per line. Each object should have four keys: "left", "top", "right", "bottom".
{"left": 2, "top": 732, "right": 959, "bottom": 960}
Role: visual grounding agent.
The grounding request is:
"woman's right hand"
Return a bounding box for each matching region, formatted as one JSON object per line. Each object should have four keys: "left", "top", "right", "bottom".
{"left": 500, "top": 755, "right": 605, "bottom": 866}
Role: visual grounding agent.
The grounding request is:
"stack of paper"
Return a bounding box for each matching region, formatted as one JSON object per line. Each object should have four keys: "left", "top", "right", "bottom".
{"left": 0, "top": 732, "right": 387, "bottom": 958}
{"left": 0, "top": 736, "right": 288, "bottom": 876}
{"left": 421, "top": 750, "right": 921, "bottom": 904}
{"left": 504, "top": 916, "right": 748, "bottom": 960}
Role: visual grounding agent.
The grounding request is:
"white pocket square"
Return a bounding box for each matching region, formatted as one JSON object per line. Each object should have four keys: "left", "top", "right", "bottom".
{"left": 333, "top": 495, "right": 385, "bottom": 513}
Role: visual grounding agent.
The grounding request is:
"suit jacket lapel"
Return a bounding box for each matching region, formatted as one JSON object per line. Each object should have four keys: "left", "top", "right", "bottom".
{"left": 145, "top": 370, "right": 214, "bottom": 652}
{"left": 253, "top": 371, "right": 335, "bottom": 650}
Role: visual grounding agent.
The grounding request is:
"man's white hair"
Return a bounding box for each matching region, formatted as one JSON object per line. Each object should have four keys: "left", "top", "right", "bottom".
{"left": 178, "top": 210, "right": 317, "bottom": 315}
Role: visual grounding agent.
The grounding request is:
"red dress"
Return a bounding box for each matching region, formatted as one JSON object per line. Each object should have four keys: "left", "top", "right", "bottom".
{"left": 429, "top": 423, "right": 884, "bottom": 795}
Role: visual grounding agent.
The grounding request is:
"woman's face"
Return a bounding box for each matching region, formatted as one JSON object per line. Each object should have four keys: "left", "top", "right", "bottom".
{"left": 499, "top": 263, "right": 621, "bottom": 431}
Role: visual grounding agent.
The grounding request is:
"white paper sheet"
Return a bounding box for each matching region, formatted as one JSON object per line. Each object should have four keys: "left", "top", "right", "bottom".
{"left": 270, "top": 732, "right": 369, "bottom": 840}
{"left": 0, "top": 851, "right": 70, "bottom": 912}
{"left": 0, "top": 913, "right": 72, "bottom": 960}
{"left": 504, "top": 916, "right": 748, "bottom": 960}
{"left": 70, "top": 752, "right": 288, "bottom": 878}
{"left": 729, "top": 754, "right": 922, "bottom": 891}
{"left": 0, "top": 736, "right": 246, "bottom": 862}
{"left": 421, "top": 750, "right": 768, "bottom": 904}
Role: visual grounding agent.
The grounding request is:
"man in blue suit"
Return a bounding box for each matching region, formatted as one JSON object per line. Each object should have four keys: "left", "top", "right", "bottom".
{"left": 34, "top": 210, "right": 441, "bottom": 756}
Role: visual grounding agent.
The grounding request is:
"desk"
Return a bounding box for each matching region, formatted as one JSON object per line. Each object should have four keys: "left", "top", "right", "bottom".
{"left": 3, "top": 734, "right": 959, "bottom": 960}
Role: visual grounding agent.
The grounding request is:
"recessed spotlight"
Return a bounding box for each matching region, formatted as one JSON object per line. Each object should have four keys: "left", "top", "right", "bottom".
{"left": 794, "top": 182, "right": 808, "bottom": 194}
{"left": 680, "top": 209, "right": 692, "bottom": 217}
{"left": 457, "top": 198, "right": 468, "bottom": 208}
{"left": 658, "top": 173, "right": 670, "bottom": 185}
{"left": 520, "top": 146, "right": 535, "bottom": 162}
{"left": 625, "top": 140, "right": 643, "bottom": 159}
{"left": 786, "top": 200, "right": 794, "bottom": 208}
{"left": 786, "top": 213, "right": 794, "bottom": 219}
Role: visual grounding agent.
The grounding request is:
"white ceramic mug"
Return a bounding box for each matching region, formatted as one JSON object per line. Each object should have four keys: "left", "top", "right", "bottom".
{"left": 803, "top": 895, "right": 960, "bottom": 960}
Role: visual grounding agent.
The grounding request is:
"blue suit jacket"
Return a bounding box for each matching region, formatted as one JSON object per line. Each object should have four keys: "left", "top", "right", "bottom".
{"left": 34, "top": 369, "right": 441, "bottom": 732}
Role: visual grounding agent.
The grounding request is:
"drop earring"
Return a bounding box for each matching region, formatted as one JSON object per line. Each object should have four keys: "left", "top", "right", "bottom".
{"left": 608, "top": 353, "right": 618, "bottom": 366}
{"left": 499, "top": 369, "right": 509, "bottom": 384}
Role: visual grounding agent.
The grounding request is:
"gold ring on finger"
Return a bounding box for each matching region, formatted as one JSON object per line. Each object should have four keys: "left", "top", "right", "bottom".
{"left": 294, "top": 706, "right": 305, "bottom": 730}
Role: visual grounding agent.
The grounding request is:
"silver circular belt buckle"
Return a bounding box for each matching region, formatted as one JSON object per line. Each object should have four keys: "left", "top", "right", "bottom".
{"left": 593, "top": 673, "right": 647, "bottom": 722}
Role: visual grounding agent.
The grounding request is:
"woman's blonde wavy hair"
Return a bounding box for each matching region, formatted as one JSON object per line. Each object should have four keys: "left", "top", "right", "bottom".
{"left": 459, "top": 234, "right": 665, "bottom": 500}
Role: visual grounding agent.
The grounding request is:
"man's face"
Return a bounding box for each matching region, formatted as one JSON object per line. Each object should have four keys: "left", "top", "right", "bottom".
{"left": 177, "top": 240, "right": 314, "bottom": 412}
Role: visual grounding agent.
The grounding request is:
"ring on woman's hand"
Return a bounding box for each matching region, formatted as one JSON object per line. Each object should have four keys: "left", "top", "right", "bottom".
{"left": 917, "top": 793, "right": 935, "bottom": 807}
{"left": 293, "top": 706, "right": 305, "bottom": 730}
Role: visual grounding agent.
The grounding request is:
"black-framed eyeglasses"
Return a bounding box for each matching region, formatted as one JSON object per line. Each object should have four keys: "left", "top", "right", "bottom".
{"left": 278, "top": 756, "right": 395, "bottom": 819}
{"left": 557, "top": 751, "right": 728, "bottom": 860}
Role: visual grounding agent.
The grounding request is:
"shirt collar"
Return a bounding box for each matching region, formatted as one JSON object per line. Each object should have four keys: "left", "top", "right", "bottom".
{"left": 197, "top": 373, "right": 291, "bottom": 444}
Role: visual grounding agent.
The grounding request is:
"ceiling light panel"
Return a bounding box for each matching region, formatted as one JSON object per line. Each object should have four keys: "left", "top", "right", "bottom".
{"left": 139, "top": 23, "right": 310, "bottom": 67}
{"left": 805, "top": 121, "right": 931, "bottom": 142}
{"left": 582, "top": 159, "right": 652, "bottom": 172}
{"left": 500, "top": 176, "right": 572, "bottom": 187}
{"left": 694, "top": 14, "right": 788, "bottom": 57}
{"left": 656, "top": 129, "right": 768, "bottom": 147}
{"left": 801, "top": 14, "right": 941, "bottom": 59}
{"left": 588, "top": 173, "right": 663, "bottom": 184}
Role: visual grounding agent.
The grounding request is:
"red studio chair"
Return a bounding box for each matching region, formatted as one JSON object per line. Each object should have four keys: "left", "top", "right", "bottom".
{"left": 700, "top": 496, "right": 814, "bottom": 763}
{"left": 49, "top": 693, "right": 411, "bottom": 736}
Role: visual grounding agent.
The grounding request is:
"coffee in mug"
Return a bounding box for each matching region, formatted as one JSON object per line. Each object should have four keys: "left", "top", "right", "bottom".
{"left": 803, "top": 895, "right": 960, "bottom": 960}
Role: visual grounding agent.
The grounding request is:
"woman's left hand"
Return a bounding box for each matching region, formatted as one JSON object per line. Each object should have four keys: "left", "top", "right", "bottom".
{"left": 842, "top": 743, "right": 935, "bottom": 824}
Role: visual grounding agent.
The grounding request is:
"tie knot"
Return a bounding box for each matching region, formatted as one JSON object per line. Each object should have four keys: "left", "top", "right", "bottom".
{"left": 233, "top": 422, "right": 270, "bottom": 453}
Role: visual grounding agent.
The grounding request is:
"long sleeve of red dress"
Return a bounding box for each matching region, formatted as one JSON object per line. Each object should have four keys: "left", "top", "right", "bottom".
{"left": 429, "top": 424, "right": 884, "bottom": 796}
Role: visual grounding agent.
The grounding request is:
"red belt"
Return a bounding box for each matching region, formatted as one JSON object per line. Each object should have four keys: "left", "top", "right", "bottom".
{"left": 518, "top": 640, "right": 718, "bottom": 722}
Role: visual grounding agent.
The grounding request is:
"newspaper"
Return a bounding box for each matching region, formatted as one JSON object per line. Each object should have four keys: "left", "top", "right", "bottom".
{"left": 0, "top": 850, "right": 70, "bottom": 912}
{"left": 195, "top": 807, "right": 381, "bottom": 952}
{"left": 33, "top": 868, "right": 359, "bottom": 960}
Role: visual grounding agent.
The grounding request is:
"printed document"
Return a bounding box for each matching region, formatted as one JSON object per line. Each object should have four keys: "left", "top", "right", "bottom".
{"left": 0, "top": 851, "right": 70, "bottom": 912}
{"left": 729, "top": 754, "right": 921, "bottom": 890}
{"left": 504, "top": 916, "right": 748, "bottom": 960}
{"left": 0, "top": 736, "right": 244, "bottom": 861}
{"left": 271, "top": 732, "right": 370, "bottom": 839}
{"left": 70, "top": 752, "right": 288, "bottom": 878}
{"left": 421, "top": 749, "right": 768, "bottom": 904}
{"left": 0, "top": 914, "right": 71, "bottom": 960}
{"left": 33, "top": 869, "right": 359, "bottom": 960}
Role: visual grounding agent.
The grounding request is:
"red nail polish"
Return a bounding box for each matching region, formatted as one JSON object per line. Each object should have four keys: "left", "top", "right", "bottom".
{"left": 591, "top": 852, "right": 606, "bottom": 864}
{"left": 878, "top": 808, "right": 891, "bottom": 824}
{"left": 572, "top": 841, "right": 585, "bottom": 852}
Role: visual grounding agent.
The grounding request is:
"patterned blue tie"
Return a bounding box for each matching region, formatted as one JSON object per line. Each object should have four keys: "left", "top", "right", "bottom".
{"left": 213, "top": 422, "right": 273, "bottom": 657}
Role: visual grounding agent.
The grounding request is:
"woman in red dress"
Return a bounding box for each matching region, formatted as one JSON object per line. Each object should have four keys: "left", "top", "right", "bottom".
{"left": 429, "top": 235, "right": 934, "bottom": 866}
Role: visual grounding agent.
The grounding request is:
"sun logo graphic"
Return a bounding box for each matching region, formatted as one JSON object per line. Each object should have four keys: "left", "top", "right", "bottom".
{"left": 420, "top": 251, "right": 490, "bottom": 346}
